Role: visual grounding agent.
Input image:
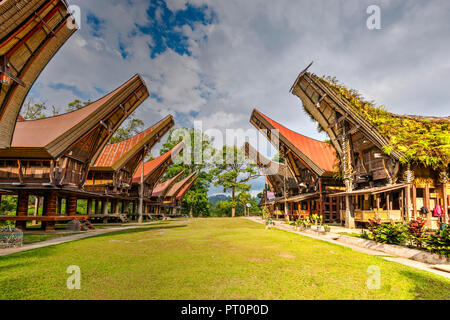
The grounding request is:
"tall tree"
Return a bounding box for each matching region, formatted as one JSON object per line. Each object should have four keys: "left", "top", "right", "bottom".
{"left": 159, "top": 128, "right": 215, "bottom": 217}
{"left": 213, "top": 146, "right": 259, "bottom": 217}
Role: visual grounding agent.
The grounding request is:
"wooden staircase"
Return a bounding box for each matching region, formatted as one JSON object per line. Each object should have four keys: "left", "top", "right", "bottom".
{"left": 80, "top": 219, "right": 95, "bottom": 230}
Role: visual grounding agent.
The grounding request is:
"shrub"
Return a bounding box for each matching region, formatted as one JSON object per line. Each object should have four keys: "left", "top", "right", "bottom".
{"left": 407, "top": 218, "right": 427, "bottom": 248}
{"left": 367, "top": 219, "right": 409, "bottom": 245}
{"left": 423, "top": 227, "right": 450, "bottom": 257}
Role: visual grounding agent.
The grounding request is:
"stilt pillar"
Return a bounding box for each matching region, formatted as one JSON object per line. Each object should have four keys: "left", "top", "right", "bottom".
{"left": 42, "top": 191, "right": 58, "bottom": 231}
{"left": 87, "top": 198, "right": 92, "bottom": 215}
{"left": 67, "top": 196, "right": 77, "bottom": 216}
{"left": 16, "top": 191, "right": 29, "bottom": 230}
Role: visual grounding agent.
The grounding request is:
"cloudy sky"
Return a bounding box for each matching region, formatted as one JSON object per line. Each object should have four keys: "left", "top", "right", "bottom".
{"left": 29, "top": 0, "right": 450, "bottom": 196}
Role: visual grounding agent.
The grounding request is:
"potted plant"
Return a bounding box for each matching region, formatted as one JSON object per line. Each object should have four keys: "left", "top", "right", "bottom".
{"left": 323, "top": 225, "right": 331, "bottom": 233}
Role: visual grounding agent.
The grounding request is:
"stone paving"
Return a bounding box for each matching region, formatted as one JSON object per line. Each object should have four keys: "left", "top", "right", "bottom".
{"left": 244, "top": 216, "right": 450, "bottom": 279}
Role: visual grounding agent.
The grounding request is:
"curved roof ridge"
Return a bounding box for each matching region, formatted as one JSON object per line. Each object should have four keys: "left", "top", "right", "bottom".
{"left": 252, "top": 109, "right": 338, "bottom": 173}
{"left": 11, "top": 74, "right": 144, "bottom": 149}
{"left": 16, "top": 74, "right": 141, "bottom": 123}
{"left": 253, "top": 109, "right": 334, "bottom": 146}
{"left": 166, "top": 171, "right": 197, "bottom": 197}
{"left": 132, "top": 141, "right": 184, "bottom": 183}
{"left": 93, "top": 114, "right": 173, "bottom": 168}
{"left": 151, "top": 170, "right": 185, "bottom": 197}
{"left": 176, "top": 174, "right": 198, "bottom": 199}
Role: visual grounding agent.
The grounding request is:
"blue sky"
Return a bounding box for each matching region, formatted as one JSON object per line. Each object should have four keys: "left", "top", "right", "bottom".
{"left": 28, "top": 0, "right": 450, "bottom": 196}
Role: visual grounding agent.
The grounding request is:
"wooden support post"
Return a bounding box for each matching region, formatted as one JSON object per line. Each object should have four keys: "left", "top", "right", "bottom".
{"left": 57, "top": 197, "right": 62, "bottom": 215}
{"left": 405, "top": 185, "right": 411, "bottom": 222}
{"left": 67, "top": 196, "right": 77, "bottom": 216}
{"left": 425, "top": 184, "right": 431, "bottom": 227}
{"left": 114, "top": 200, "right": 120, "bottom": 214}
{"left": 16, "top": 191, "right": 29, "bottom": 230}
{"left": 87, "top": 198, "right": 92, "bottom": 215}
{"left": 412, "top": 185, "right": 417, "bottom": 220}
{"left": 32, "top": 195, "right": 40, "bottom": 226}
{"left": 123, "top": 200, "right": 129, "bottom": 214}
{"left": 42, "top": 191, "right": 57, "bottom": 231}
{"left": 400, "top": 189, "right": 404, "bottom": 222}
{"left": 102, "top": 199, "right": 109, "bottom": 224}
{"left": 443, "top": 183, "right": 448, "bottom": 224}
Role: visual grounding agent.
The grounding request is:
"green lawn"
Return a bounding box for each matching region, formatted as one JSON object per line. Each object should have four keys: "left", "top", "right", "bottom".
{"left": 22, "top": 233, "right": 82, "bottom": 245}
{"left": 0, "top": 218, "right": 449, "bottom": 300}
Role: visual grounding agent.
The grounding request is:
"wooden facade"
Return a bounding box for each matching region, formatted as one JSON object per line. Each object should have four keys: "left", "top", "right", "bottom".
{"left": 249, "top": 109, "right": 344, "bottom": 222}
{"left": 0, "top": 74, "right": 151, "bottom": 230}
{"left": 290, "top": 64, "right": 450, "bottom": 228}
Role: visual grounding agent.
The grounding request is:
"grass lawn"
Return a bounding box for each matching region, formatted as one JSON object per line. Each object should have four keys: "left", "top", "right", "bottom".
{"left": 0, "top": 218, "right": 449, "bottom": 300}
{"left": 22, "top": 233, "right": 82, "bottom": 245}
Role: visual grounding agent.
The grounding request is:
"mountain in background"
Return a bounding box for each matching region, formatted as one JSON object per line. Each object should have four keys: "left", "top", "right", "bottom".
{"left": 208, "top": 194, "right": 231, "bottom": 205}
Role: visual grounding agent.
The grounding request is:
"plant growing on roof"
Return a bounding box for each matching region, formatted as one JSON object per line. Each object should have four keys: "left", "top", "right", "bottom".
{"left": 314, "top": 75, "right": 450, "bottom": 170}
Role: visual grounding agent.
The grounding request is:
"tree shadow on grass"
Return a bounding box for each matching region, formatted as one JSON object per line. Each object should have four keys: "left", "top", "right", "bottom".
{"left": 70, "top": 224, "right": 189, "bottom": 242}
{"left": 399, "top": 270, "right": 450, "bottom": 300}
{"left": 0, "top": 225, "right": 188, "bottom": 262}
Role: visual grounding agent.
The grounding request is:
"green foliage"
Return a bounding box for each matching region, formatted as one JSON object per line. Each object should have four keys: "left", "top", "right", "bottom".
{"left": 271, "top": 153, "right": 285, "bottom": 163}
{"left": 407, "top": 218, "right": 427, "bottom": 248}
{"left": 159, "top": 128, "right": 215, "bottom": 217}
{"left": 318, "top": 76, "right": 450, "bottom": 169}
{"left": 423, "top": 227, "right": 450, "bottom": 257}
{"left": 367, "top": 219, "right": 409, "bottom": 245}
{"left": 212, "top": 146, "right": 259, "bottom": 217}
{"left": 110, "top": 113, "right": 145, "bottom": 144}
{"left": 66, "top": 99, "right": 91, "bottom": 112}
{"left": 22, "top": 98, "right": 50, "bottom": 120}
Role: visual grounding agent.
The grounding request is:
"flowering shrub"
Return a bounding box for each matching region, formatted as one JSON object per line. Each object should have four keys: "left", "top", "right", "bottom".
{"left": 407, "top": 218, "right": 427, "bottom": 248}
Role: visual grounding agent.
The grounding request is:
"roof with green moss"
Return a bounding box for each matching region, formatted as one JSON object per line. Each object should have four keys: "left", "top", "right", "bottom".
{"left": 291, "top": 66, "right": 449, "bottom": 169}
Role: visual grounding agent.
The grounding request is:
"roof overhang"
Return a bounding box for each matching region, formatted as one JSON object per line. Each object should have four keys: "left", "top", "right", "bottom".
{"left": 250, "top": 109, "right": 327, "bottom": 177}
{"left": 3, "top": 74, "right": 149, "bottom": 161}
{"left": 329, "top": 183, "right": 408, "bottom": 197}
{"left": 289, "top": 63, "right": 403, "bottom": 160}
{"left": 91, "top": 115, "right": 175, "bottom": 172}
{"left": 0, "top": 0, "right": 77, "bottom": 148}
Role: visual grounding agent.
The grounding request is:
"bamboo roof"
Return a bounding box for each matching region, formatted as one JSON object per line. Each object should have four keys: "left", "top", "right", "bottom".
{"left": 132, "top": 141, "right": 184, "bottom": 184}
{"left": 151, "top": 170, "right": 185, "bottom": 198}
{"left": 92, "top": 115, "right": 174, "bottom": 171}
{"left": 0, "top": 0, "right": 77, "bottom": 148}
{"left": 290, "top": 63, "right": 450, "bottom": 168}
{"left": 176, "top": 174, "right": 198, "bottom": 200}
{"left": 166, "top": 172, "right": 197, "bottom": 198}
{"left": 2, "top": 74, "right": 149, "bottom": 161}
{"left": 250, "top": 109, "right": 338, "bottom": 176}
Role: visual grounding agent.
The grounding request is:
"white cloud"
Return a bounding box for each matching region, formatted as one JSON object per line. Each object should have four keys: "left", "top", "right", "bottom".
{"left": 30, "top": 0, "right": 450, "bottom": 156}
